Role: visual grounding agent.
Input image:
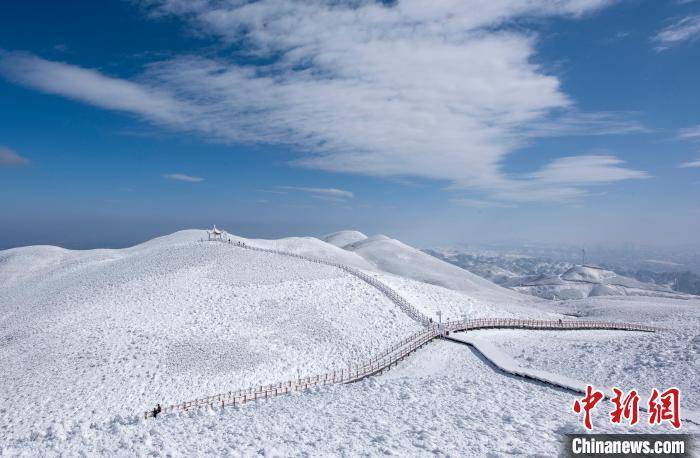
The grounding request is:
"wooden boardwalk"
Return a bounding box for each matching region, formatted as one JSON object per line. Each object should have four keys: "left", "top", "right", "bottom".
{"left": 144, "top": 241, "right": 660, "bottom": 419}
{"left": 145, "top": 317, "right": 659, "bottom": 418}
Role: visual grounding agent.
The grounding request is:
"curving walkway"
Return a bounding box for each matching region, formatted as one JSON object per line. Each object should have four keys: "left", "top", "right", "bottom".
{"left": 145, "top": 318, "right": 660, "bottom": 418}
{"left": 143, "top": 241, "right": 662, "bottom": 418}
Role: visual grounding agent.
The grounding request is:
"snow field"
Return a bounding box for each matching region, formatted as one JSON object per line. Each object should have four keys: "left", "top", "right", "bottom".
{"left": 3, "top": 229, "right": 696, "bottom": 455}
{"left": 0, "top": 238, "right": 421, "bottom": 439}
{"left": 472, "top": 296, "right": 700, "bottom": 413}
{"left": 3, "top": 341, "right": 694, "bottom": 457}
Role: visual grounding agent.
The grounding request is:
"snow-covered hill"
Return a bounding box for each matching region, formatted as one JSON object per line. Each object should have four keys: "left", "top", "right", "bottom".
{"left": 322, "top": 230, "right": 368, "bottom": 249}
{"left": 511, "top": 265, "right": 688, "bottom": 300}
{"left": 0, "top": 229, "right": 538, "bottom": 440}
{"left": 339, "top": 234, "right": 532, "bottom": 307}
{"left": 0, "top": 230, "right": 425, "bottom": 437}
{"left": 2, "top": 229, "right": 698, "bottom": 455}
{"left": 426, "top": 249, "right": 691, "bottom": 300}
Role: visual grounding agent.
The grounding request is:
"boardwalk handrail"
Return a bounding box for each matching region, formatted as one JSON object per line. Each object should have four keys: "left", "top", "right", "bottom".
{"left": 442, "top": 317, "right": 660, "bottom": 333}
{"left": 218, "top": 240, "right": 432, "bottom": 325}
{"left": 145, "top": 323, "right": 441, "bottom": 418}
{"left": 144, "top": 318, "right": 659, "bottom": 418}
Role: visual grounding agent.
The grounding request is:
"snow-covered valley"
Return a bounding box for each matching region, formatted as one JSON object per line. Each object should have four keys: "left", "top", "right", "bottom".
{"left": 1, "top": 229, "right": 698, "bottom": 456}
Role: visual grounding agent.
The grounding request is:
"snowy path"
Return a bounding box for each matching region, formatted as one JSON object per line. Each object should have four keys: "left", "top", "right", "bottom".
{"left": 446, "top": 333, "right": 700, "bottom": 425}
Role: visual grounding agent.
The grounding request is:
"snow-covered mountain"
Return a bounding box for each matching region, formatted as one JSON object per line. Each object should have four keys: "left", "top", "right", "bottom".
{"left": 2, "top": 230, "right": 698, "bottom": 455}
{"left": 426, "top": 249, "right": 692, "bottom": 300}
{"left": 324, "top": 232, "right": 531, "bottom": 307}
{"left": 510, "top": 265, "right": 688, "bottom": 300}
{"left": 0, "top": 229, "right": 533, "bottom": 440}
{"left": 322, "top": 230, "right": 368, "bottom": 249}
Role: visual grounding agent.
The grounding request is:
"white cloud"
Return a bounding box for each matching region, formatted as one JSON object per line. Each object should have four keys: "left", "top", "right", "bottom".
{"left": 0, "top": 51, "right": 192, "bottom": 126}
{"left": 276, "top": 186, "right": 353, "bottom": 199}
{"left": 679, "top": 124, "right": 700, "bottom": 139}
{"left": 466, "top": 155, "right": 649, "bottom": 204}
{"left": 163, "top": 173, "right": 204, "bottom": 182}
{"left": 0, "top": 1, "right": 648, "bottom": 204}
{"left": 526, "top": 155, "right": 650, "bottom": 184}
{"left": 0, "top": 146, "right": 30, "bottom": 166}
{"left": 653, "top": 14, "right": 700, "bottom": 50}
{"left": 680, "top": 158, "right": 700, "bottom": 168}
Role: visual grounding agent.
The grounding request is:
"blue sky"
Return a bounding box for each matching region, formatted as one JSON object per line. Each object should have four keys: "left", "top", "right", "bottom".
{"left": 1, "top": 0, "right": 699, "bottom": 249}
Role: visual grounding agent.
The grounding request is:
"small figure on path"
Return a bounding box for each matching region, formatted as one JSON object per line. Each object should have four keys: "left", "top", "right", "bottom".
{"left": 558, "top": 318, "right": 563, "bottom": 326}
{"left": 152, "top": 403, "right": 162, "bottom": 418}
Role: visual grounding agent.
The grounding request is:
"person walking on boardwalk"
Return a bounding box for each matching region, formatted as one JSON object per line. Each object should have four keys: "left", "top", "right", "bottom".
{"left": 152, "top": 403, "right": 162, "bottom": 418}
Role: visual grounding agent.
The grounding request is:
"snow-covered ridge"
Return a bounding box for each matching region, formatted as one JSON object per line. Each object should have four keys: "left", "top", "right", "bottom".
{"left": 513, "top": 265, "right": 688, "bottom": 300}
{"left": 322, "top": 230, "right": 368, "bottom": 249}
{"left": 2, "top": 228, "right": 527, "bottom": 439}
{"left": 425, "top": 248, "right": 696, "bottom": 300}
{"left": 333, "top": 233, "right": 532, "bottom": 307}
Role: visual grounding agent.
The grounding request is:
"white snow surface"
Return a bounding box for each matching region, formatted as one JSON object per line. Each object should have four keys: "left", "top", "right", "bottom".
{"left": 0, "top": 231, "right": 424, "bottom": 438}
{"left": 1, "top": 229, "right": 698, "bottom": 455}
{"left": 321, "top": 230, "right": 368, "bottom": 249}
{"left": 3, "top": 340, "right": 695, "bottom": 456}
{"left": 478, "top": 296, "right": 700, "bottom": 412}
{"left": 513, "top": 265, "right": 687, "bottom": 300}
{"left": 342, "top": 234, "right": 533, "bottom": 307}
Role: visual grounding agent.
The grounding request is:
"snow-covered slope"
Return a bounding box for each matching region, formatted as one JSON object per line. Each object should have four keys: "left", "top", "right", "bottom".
{"left": 0, "top": 231, "right": 422, "bottom": 437}
{"left": 1, "top": 229, "right": 698, "bottom": 455}
{"left": 322, "top": 230, "right": 368, "bottom": 249}
{"left": 512, "top": 265, "right": 687, "bottom": 300}
{"left": 341, "top": 234, "right": 535, "bottom": 308}
{"left": 5, "top": 296, "right": 698, "bottom": 456}
{"left": 1, "top": 228, "right": 544, "bottom": 440}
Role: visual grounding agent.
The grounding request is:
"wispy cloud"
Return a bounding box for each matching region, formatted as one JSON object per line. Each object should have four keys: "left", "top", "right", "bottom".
{"left": 472, "top": 155, "right": 649, "bottom": 204}
{"left": 0, "top": 146, "right": 30, "bottom": 166}
{"left": 680, "top": 158, "right": 700, "bottom": 168}
{"left": 0, "top": 1, "right": 648, "bottom": 204}
{"left": 276, "top": 186, "right": 353, "bottom": 199}
{"left": 653, "top": 14, "right": 700, "bottom": 50}
{"left": 679, "top": 124, "right": 700, "bottom": 139}
{"left": 0, "top": 51, "right": 192, "bottom": 126}
{"left": 526, "top": 155, "right": 650, "bottom": 185}
{"left": 163, "top": 173, "right": 204, "bottom": 182}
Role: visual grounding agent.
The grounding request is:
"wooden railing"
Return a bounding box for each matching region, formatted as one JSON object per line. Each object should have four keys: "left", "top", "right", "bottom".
{"left": 145, "top": 324, "right": 440, "bottom": 418}
{"left": 443, "top": 317, "right": 659, "bottom": 333}
{"left": 144, "top": 318, "right": 659, "bottom": 418}
{"left": 220, "top": 240, "right": 431, "bottom": 325}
